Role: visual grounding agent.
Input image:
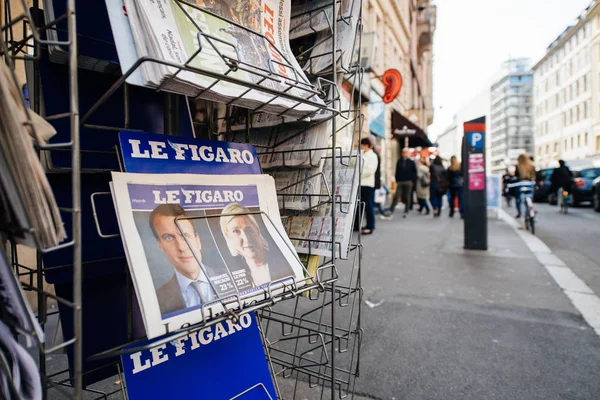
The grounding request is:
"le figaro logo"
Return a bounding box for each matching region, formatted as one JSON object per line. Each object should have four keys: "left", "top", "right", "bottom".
{"left": 127, "top": 139, "right": 255, "bottom": 164}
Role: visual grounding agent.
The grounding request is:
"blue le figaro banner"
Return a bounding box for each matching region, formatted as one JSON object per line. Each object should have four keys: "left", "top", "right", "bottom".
{"left": 119, "top": 130, "right": 262, "bottom": 175}
{"left": 121, "top": 314, "right": 275, "bottom": 400}
{"left": 118, "top": 131, "right": 276, "bottom": 399}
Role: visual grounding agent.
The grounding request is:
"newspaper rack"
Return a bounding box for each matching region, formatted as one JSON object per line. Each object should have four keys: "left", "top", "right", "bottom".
{"left": 1, "top": 0, "right": 364, "bottom": 398}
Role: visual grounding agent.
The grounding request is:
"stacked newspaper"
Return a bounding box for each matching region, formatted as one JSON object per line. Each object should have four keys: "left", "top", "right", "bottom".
{"left": 0, "top": 247, "right": 44, "bottom": 346}
{"left": 289, "top": 0, "right": 360, "bottom": 75}
{"left": 282, "top": 151, "right": 359, "bottom": 259}
{"left": 215, "top": 80, "right": 337, "bottom": 132}
{"left": 272, "top": 162, "right": 324, "bottom": 211}
{"left": 0, "top": 55, "right": 66, "bottom": 249}
{"left": 108, "top": 0, "right": 322, "bottom": 117}
{"left": 229, "top": 121, "right": 331, "bottom": 169}
{"left": 110, "top": 172, "right": 306, "bottom": 339}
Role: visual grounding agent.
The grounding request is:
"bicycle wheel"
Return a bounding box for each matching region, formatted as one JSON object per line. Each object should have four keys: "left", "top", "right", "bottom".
{"left": 524, "top": 215, "right": 529, "bottom": 231}
{"left": 529, "top": 217, "right": 535, "bottom": 235}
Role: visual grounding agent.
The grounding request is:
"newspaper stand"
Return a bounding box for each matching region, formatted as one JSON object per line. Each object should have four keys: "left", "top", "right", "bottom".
{"left": 1, "top": 0, "right": 363, "bottom": 398}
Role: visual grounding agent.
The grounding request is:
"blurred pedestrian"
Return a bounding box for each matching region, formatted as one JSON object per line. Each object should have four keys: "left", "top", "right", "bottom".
{"left": 416, "top": 158, "right": 431, "bottom": 215}
{"left": 429, "top": 156, "right": 448, "bottom": 217}
{"left": 389, "top": 147, "right": 417, "bottom": 218}
{"left": 502, "top": 167, "right": 516, "bottom": 207}
{"left": 446, "top": 156, "right": 464, "bottom": 218}
{"left": 359, "top": 138, "right": 378, "bottom": 234}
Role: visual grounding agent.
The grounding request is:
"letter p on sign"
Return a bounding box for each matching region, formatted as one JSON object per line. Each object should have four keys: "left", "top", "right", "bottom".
{"left": 469, "top": 132, "right": 483, "bottom": 149}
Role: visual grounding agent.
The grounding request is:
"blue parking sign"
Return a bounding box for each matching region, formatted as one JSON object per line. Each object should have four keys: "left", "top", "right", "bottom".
{"left": 468, "top": 132, "right": 484, "bottom": 149}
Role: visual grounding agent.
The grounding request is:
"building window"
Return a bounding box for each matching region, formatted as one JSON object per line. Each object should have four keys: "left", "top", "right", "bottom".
{"left": 584, "top": 132, "right": 588, "bottom": 146}
{"left": 596, "top": 136, "right": 600, "bottom": 152}
{"left": 565, "top": 139, "right": 568, "bottom": 150}
{"left": 554, "top": 142, "right": 559, "bottom": 152}
{"left": 570, "top": 84, "right": 573, "bottom": 100}
{"left": 584, "top": 101, "right": 588, "bottom": 119}
{"left": 563, "top": 112, "right": 567, "bottom": 127}
{"left": 569, "top": 60, "right": 573, "bottom": 76}
{"left": 577, "top": 106, "right": 580, "bottom": 121}
{"left": 569, "top": 108, "right": 573, "bottom": 124}
{"left": 555, "top": 94, "right": 559, "bottom": 107}
{"left": 577, "top": 135, "right": 581, "bottom": 148}
{"left": 576, "top": 80, "right": 579, "bottom": 97}
{"left": 571, "top": 137, "right": 574, "bottom": 149}
{"left": 584, "top": 75, "right": 588, "bottom": 92}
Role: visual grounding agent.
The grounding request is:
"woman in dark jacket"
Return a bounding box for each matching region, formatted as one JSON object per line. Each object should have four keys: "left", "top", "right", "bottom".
{"left": 446, "top": 155, "right": 464, "bottom": 218}
{"left": 429, "top": 156, "right": 447, "bottom": 217}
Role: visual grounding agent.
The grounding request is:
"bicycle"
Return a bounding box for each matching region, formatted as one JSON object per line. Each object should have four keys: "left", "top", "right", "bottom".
{"left": 558, "top": 187, "right": 570, "bottom": 214}
{"left": 508, "top": 181, "right": 536, "bottom": 234}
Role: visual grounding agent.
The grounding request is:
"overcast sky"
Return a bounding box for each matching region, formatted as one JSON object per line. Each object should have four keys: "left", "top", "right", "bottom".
{"left": 429, "top": 0, "right": 593, "bottom": 140}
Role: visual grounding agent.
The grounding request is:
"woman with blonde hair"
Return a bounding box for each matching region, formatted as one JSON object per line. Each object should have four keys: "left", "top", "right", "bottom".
{"left": 446, "top": 155, "right": 464, "bottom": 218}
{"left": 513, "top": 153, "right": 536, "bottom": 218}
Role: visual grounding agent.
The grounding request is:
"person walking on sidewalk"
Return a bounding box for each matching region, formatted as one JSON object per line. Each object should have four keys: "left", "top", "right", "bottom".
{"left": 389, "top": 147, "right": 417, "bottom": 218}
{"left": 359, "top": 138, "right": 378, "bottom": 235}
{"left": 446, "top": 156, "right": 464, "bottom": 218}
{"left": 416, "top": 158, "right": 431, "bottom": 215}
{"left": 429, "top": 156, "right": 447, "bottom": 217}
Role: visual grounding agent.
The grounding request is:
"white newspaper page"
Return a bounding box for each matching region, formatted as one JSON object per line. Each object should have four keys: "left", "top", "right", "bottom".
{"left": 110, "top": 172, "right": 305, "bottom": 339}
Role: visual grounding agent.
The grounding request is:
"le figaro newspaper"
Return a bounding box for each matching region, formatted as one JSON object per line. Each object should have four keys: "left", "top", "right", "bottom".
{"left": 110, "top": 172, "right": 305, "bottom": 339}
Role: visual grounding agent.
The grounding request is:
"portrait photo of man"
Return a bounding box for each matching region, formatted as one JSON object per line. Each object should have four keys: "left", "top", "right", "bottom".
{"left": 219, "top": 203, "right": 294, "bottom": 288}
{"left": 149, "top": 204, "right": 217, "bottom": 316}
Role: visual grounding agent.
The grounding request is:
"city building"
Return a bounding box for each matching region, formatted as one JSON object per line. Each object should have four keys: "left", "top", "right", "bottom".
{"left": 588, "top": 1, "right": 600, "bottom": 161}
{"left": 533, "top": 2, "right": 598, "bottom": 167}
{"left": 362, "top": 0, "right": 436, "bottom": 185}
{"left": 489, "top": 58, "right": 534, "bottom": 175}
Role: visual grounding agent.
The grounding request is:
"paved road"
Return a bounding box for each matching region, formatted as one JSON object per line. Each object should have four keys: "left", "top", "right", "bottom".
{"left": 352, "top": 210, "right": 600, "bottom": 400}
{"left": 526, "top": 202, "right": 600, "bottom": 296}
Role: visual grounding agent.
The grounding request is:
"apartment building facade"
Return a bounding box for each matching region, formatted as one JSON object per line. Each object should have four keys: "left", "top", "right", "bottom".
{"left": 489, "top": 59, "right": 534, "bottom": 175}
{"left": 362, "top": 0, "right": 436, "bottom": 185}
{"left": 533, "top": 3, "right": 598, "bottom": 167}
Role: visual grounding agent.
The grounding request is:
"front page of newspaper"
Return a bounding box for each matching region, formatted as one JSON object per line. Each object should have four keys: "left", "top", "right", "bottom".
{"left": 111, "top": 172, "right": 305, "bottom": 339}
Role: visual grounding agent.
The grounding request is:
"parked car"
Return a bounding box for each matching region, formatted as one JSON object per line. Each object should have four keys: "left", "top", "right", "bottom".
{"left": 534, "top": 168, "right": 553, "bottom": 202}
{"left": 592, "top": 176, "right": 600, "bottom": 212}
{"left": 549, "top": 166, "right": 600, "bottom": 206}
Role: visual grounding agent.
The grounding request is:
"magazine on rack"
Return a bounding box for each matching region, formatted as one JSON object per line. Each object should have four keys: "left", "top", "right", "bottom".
{"left": 110, "top": 172, "right": 305, "bottom": 339}
{"left": 273, "top": 161, "right": 324, "bottom": 211}
{"left": 282, "top": 151, "right": 359, "bottom": 259}
{"left": 107, "top": 0, "right": 322, "bottom": 117}
{"left": 214, "top": 81, "right": 336, "bottom": 132}
{"left": 229, "top": 121, "right": 331, "bottom": 168}
{"left": 289, "top": 0, "right": 357, "bottom": 40}
{"left": 299, "top": 0, "right": 361, "bottom": 75}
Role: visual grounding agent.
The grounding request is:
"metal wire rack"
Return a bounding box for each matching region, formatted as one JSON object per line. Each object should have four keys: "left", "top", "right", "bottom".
{"left": 0, "top": 0, "right": 364, "bottom": 398}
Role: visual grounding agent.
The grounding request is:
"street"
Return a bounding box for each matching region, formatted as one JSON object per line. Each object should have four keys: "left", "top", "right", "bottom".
{"left": 529, "top": 203, "right": 600, "bottom": 296}
{"left": 351, "top": 208, "right": 600, "bottom": 399}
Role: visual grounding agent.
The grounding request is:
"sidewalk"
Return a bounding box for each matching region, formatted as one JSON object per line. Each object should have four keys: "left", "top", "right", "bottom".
{"left": 350, "top": 209, "right": 600, "bottom": 399}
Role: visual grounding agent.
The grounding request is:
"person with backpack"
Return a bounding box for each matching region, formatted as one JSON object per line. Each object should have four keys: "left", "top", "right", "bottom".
{"left": 446, "top": 155, "right": 464, "bottom": 218}
{"left": 416, "top": 158, "right": 431, "bottom": 215}
{"left": 429, "top": 156, "right": 448, "bottom": 217}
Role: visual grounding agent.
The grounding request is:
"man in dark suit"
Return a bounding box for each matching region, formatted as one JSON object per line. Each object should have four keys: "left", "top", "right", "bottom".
{"left": 149, "top": 204, "right": 216, "bottom": 316}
